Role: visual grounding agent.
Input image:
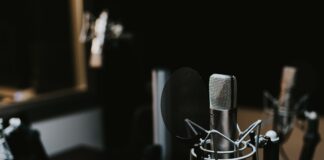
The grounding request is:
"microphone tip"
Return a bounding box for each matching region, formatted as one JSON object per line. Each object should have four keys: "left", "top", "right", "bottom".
{"left": 209, "top": 74, "right": 237, "bottom": 110}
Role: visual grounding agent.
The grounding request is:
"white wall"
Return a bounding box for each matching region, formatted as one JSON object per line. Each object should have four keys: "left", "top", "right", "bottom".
{"left": 31, "top": 107, "right": 104, "bottom": 156}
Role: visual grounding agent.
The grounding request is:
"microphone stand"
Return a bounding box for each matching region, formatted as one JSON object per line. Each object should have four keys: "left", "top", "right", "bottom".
{"left": 263, "top": 131, "right": 280, "bottom": 160}
{"left": 299, "top": 111, "right": 320, "bottom": 160}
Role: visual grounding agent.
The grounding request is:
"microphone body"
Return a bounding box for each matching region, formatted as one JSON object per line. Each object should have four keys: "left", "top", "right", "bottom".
{"left": 209, "top": 74, "right": 237, "bottom": 159}
{"left": 274, "top": 66, "right": 296, "bottom": 140}
{"left": 210, "top": 109, "right": 237, "bottom": 155}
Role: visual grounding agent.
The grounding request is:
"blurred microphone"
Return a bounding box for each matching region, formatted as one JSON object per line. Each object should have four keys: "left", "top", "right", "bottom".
{"left": 209, "top": 74, "right": 237, "bottom": 159}
{"left": 90, "top": 11, "right": 108, "bottom": 68}
{"left": 274, "top": 66, "right": 297, "bottom": 139}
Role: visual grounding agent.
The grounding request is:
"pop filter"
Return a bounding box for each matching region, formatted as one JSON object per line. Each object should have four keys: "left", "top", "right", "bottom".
{"left": 161, "top": 67, "right": 209, "bottom": 143}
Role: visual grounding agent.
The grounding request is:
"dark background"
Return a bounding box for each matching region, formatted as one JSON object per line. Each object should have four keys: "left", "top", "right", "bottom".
{"left": 0, "top": 0, "right": 74, "bottom": 92}
{"left": 85, "top": 0, "right": 323, "bottom": 110}
{"left": 1, "top": 1, "right": 322, "bottom": 110}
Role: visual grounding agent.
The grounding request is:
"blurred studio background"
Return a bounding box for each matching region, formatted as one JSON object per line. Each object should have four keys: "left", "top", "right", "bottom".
{"left": 0, "top": 0, "right": 323, "bottom": 160}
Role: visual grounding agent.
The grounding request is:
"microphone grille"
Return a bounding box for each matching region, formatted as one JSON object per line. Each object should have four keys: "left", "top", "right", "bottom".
{"left": 209, "top": 74, "right": 237, "bottom": 110}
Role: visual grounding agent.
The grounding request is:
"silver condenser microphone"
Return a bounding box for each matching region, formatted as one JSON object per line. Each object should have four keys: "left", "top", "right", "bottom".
{"left": 209, "top": 74, "right": 237, "bottom": 159}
